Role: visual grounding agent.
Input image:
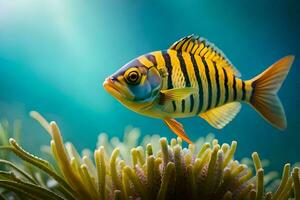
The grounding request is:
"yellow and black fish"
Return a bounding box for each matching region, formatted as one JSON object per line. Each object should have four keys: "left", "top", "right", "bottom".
{"left": 103, "top": 35, "right": 294, "bottom": 144}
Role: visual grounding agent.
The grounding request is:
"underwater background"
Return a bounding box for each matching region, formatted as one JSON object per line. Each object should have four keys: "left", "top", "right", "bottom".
{"left": 0, "top": 0, "right": 299, "bottom": 172}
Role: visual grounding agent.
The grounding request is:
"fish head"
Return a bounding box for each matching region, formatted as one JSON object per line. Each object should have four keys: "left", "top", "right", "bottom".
{"left": 103, "top": 58, "right": 162, "bottom": 111}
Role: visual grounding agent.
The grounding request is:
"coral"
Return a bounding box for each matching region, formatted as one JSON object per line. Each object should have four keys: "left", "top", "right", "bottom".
{"left": 0, "top": 119, "right": 21, "bottom": 161}
{"left": 0, "top": 112, "right": 299, "bottom": 200}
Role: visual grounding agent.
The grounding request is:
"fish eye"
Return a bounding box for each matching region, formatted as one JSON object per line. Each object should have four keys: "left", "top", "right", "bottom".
{"left": 124, "top": 68, "right": 142, "bottom": 85}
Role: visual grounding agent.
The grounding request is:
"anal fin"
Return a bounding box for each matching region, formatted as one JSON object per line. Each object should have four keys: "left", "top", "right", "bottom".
{"left": 163, "top": 118, "right": 193, "bottom": 144}
{"left": 199, "top": 102, "right": 241, "bottom": 129}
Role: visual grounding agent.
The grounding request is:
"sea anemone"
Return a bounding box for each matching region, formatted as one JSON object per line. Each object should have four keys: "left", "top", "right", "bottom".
{"left": 0, "top": 112, "right": 299, "bottom": 200}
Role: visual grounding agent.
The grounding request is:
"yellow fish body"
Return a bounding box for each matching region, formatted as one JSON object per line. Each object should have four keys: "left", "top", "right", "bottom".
{"left": 103, "top": 35, "right": 294, "bottom": 144}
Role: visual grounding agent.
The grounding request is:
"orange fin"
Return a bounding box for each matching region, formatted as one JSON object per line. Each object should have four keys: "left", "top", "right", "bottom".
{"left": 199, "top": 102, "right": 241, "bottom": 129}
{"left": 247, "top": 55, "right": 294, "bottom": 130}
{"left": 163, "top": 118, "right": 193, "bottom": 144}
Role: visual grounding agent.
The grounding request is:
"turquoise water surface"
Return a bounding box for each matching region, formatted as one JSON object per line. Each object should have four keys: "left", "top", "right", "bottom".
{"left": 0, "top": 0, "right": 299, "bottom": 171}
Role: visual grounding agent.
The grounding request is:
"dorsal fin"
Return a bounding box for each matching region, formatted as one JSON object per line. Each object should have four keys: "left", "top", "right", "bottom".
{"left": 199, "top": 102, "right": 241, "bottom": 129}
{"left": 169, "top": 35, "right": 241, "bottom": 77}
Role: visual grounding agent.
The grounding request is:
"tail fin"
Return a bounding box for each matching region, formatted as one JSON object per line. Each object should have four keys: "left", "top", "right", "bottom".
{"left": 248, "top": 55, "right": 294, "bottom": 130}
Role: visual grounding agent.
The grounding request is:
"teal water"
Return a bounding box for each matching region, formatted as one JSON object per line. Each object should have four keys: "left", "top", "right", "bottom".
{"left": 0, "top": 0, "right": 299, "bottom": 171}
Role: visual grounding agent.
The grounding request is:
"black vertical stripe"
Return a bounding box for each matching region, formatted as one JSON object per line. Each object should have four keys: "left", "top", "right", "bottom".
{"left": 180, "top": 37, "right": 191, "bottom": 50}
{"left": 241, "top": 81, "right": 246, "bottom": 101}
{"left": 213, "top": 62, "right": 221, "bottom": 107}
{"left": 162, "top": 51, "right": 176, "bottom": 112}
{"left": 162, "top": 52, "right": 173, "bottom": 89}
{"left": 177, "top": 52, "right": 192, "bottom": 113}
{"left": 183, "top": 40, "right": 191, "bottom": 51}
{"left": 182, "top": 100, "right": 185, "bottom": 113}
{"left": 189, "top": 95, "right": 194, "bottom": 112}
{"left": 172, "top": 101, "right": 176, "bottom": 112}
{"left": 189, "top": 41, "right": 196, "bottom": 53}
{"left": 177, "top": 52, "right": 191, "bottom": 87}
{"left": 175, "top": 37, "right": 187, "bottom": 50}
{"left": 250, "top": 82, "right": 256, "bottom": 103}
{"left": 232, "top": 76, "right": 237, "bottom": 100}
{"left": 202, "top": 58, "right": 212, "bottom": 110}
{"left": 191, "top": 55, "right": 203, "bottom": 114}
{"left": 223, "top": 68, "right": 229, "bottom": 103}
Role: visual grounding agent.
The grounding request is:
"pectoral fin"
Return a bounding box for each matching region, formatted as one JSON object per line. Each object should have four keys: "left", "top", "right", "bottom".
{"left": 163, "top": 118, "right": 192, "bottom": 144}
{"left": 199, "top": 102, "right": 241, "bottom": 129}
{"left": 160, "top": 87, "right": 197, "bottom": 104}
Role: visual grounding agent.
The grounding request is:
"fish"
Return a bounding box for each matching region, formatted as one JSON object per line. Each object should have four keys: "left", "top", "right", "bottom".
{"left": 103, "top": 35, "right": 294, "bottom": 144}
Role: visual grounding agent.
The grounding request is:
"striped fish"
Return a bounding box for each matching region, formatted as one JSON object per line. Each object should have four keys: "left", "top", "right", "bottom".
{"left": 103, "top": 35, "right": 294, "bottom": 144}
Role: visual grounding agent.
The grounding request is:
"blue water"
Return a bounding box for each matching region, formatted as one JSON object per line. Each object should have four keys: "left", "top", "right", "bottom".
{"left": 0, "top": 0, "right": 299, "bottom": 171}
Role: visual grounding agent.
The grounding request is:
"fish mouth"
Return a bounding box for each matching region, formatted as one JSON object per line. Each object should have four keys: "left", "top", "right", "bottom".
{"left": 103, "top": 77, "right": 135, "bottom": 101}
{"left": 103, "top": 77, "right": 156, "bottom": 111}
{"left": 103, "top": 78, "right": 123, "bottom": 100}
